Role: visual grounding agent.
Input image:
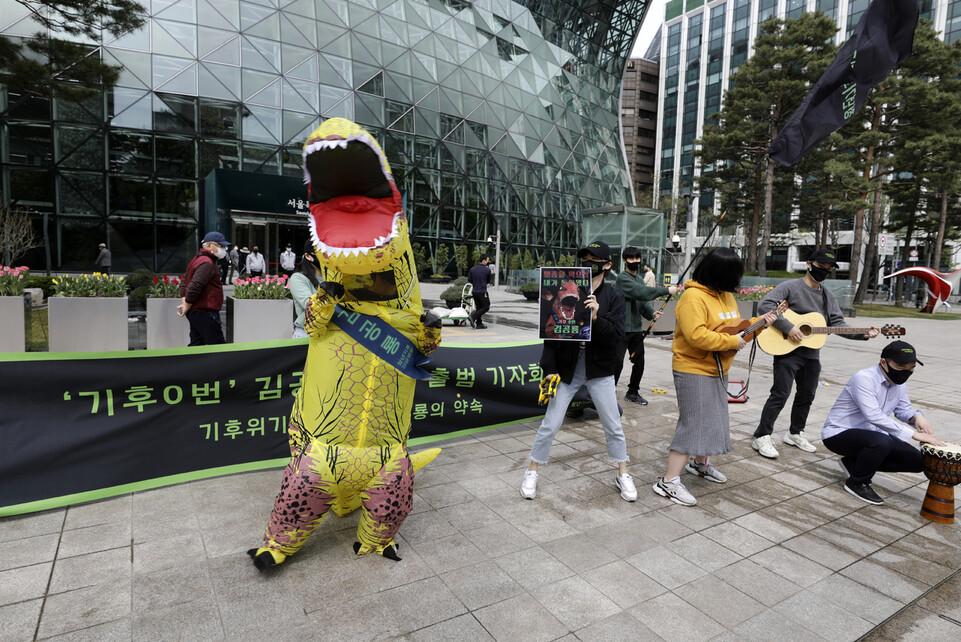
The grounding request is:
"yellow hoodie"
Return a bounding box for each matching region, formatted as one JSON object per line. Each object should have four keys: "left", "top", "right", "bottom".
{"left": 671, "top": 279, "right": 765, "bottom": 376}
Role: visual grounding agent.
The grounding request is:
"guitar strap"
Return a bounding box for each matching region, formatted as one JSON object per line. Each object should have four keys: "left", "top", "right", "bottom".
{"left": 716, "top": 341, "right": 757, "bottom": 400}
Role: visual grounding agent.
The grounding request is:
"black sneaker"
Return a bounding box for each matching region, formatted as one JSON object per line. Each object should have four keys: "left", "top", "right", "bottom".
{"left": 467, "top": 314, "right": 476, "bottom": 329}
{"left": 624, "top": 392, "right": 648, "bottom": 406}
{"left": 844, "top": 480, "right": 884, "bottom": 505}
{"left": 476, "top": 322, "right": 487, "bottom": 329}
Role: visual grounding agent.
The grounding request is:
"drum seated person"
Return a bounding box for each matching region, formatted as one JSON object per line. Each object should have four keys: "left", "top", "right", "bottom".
{"left": 820, "top": 340, "right": 944, "bottom": 506}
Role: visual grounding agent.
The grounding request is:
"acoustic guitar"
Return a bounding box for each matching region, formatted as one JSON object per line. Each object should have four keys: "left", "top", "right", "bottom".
{"left": 716, "top": 299, "right": 789, "bottom": 358}
{"left": 756, "top": 309, "right": 905, "bottom": 356}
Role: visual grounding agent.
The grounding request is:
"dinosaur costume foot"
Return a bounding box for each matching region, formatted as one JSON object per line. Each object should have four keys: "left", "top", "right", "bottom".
{"left": 354, "top": 541, "right": 402, "bottom": 561}
{"left": 248, "top": 547, "right": 286, "bottom": 570}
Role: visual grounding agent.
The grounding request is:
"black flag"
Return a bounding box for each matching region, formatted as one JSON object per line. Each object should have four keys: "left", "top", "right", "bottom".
{"left": 768, "top": 0, "right": 919, "bottom": 167}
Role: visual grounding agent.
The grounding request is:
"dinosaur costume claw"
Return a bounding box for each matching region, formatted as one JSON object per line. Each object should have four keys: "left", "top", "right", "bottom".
{"left": 252, "top": 119, "right": 441, "bottom": 569}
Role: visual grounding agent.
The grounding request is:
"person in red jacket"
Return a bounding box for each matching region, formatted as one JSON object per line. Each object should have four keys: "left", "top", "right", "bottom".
{"left": 177, "top": 231, "right": 230, "bottom": 345}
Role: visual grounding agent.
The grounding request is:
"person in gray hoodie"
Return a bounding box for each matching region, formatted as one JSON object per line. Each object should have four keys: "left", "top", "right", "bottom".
{"left": 751, "top": 248, "right": 879, "bottom": 459}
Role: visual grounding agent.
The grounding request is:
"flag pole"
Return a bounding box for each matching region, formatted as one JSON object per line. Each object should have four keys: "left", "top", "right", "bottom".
{"left": 642, "top": 152, "right": 768, "bottom": 338}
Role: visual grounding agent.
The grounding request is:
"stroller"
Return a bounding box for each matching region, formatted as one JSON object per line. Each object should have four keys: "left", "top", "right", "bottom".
{"left": 430, "top": 282, "right": 475, "bottom": 326}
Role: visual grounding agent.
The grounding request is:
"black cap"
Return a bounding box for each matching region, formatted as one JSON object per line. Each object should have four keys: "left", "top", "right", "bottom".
{"left": 577, "top": 241, "right": 612, "bottom": 262}
{"left": 807, "top": 248, "right": 839, "bottom": 267}
{"left": 881, "top": 340, "right": 923, "bottom": 366}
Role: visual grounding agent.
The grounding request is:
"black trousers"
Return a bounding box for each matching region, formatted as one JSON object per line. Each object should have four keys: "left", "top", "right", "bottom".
{"left": 823, "top": 429, "right": 922, "bottom": 484}
{"left": 471, "top": 292, "right": 490, "bottom": 323}
{"left": 614, "top": 332, "right": 646, "bottom": 393}
{"left": 754, "top": 352, "right": 821, "bottom": 438}
{"left": 187, "top": 310, "right": 225, "bottom": 346}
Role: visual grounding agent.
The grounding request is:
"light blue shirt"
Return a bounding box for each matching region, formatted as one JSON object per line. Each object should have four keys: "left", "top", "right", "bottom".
{"left": 822, "top": 364, "right": 919, "bottom": 442}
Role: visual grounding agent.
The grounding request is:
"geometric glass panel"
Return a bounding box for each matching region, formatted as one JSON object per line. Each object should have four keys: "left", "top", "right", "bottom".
{"left": 157, "top": 63, "right": 198, "bottom": 95}
{"left": 156, "top": 19, "right": 197, "bottom": 57}
{"left": 203, "top": 37, "right": 241, "bottom": 65}
{"left": 248, "top": 78, "right": 282, "bottom": 108}
{"left": 199, "top": 63, "right": 241, "bottom": 101}
{"left": 152, "top": 55, "right": 193, "bottom": 89}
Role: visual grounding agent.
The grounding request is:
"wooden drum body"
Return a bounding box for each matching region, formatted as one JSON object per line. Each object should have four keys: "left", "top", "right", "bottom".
{"left": 920, "top": 443, "right": 961, "bottom": 524}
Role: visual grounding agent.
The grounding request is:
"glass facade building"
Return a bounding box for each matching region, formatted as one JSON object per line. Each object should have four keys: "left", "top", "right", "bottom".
{"left": 0, "top": 0, "right": 648, "bottom": 273}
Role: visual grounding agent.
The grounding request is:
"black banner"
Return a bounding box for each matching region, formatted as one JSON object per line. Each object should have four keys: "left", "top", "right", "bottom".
{"left": 0, "top": 340, "right": 544, "bottom": 515}
{"left": 768, "top": 0, "right": 918, "bottom": 166}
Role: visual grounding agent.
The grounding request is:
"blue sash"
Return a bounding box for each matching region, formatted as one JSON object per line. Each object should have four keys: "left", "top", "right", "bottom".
{"left": 330, "top": 304, "right": 433, "bottom": 380}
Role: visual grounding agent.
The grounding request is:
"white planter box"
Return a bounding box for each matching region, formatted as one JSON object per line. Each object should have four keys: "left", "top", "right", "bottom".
{"left": 48, "top": 297, "right": 129, "bottom": 352}
{"left": 0, "top": 295, "right": 29, "bottom": 352}
{"left": 737, "top": 301, "right": 758, "bottom": 320}
{"left": 147, "top": 297, "right": 189, "bottom": 349}
{"left": 227, "top": 297, "right": 293, "bottom": 343}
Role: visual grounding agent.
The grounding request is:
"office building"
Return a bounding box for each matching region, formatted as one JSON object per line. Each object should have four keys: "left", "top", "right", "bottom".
{"left": 654, "top": 0, "right": 953, "bottom": 272}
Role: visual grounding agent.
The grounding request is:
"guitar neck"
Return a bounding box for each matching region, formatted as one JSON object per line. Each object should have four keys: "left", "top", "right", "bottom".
{"left": 812, "top": 327, "right": 869, "bottom": 335}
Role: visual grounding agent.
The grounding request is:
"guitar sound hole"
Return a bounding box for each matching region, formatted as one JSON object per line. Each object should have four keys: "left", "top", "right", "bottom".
{"left": 800, "top": 325, "right": 812, "bottom": 337}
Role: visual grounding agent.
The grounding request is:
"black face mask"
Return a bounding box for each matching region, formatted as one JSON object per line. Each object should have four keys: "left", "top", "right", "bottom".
{"left": 624, "top": 260, "right": 641, "bottom": 273}
{"left": 882, "top": 361, "right": 913, "bottom": 385}
{"left": 808, "top": 265, "right": 830, "bottom": 282}
{"left": 581, "top": 259, "right": 607, "bottom": 277}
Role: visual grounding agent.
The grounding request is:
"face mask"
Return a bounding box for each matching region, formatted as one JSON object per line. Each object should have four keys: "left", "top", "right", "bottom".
{"left": 624, "top": 260, "right": 641, "bottom": 273}
{"left": 809, "top": 265, "right": 830, "bottom": 282}
{"left": 215, "top": 246, "right": 227, "bottom": 260}
{"left": 882, "top": 360, "right": 912, "bottom": 385}
{"left": 581, "top": 259, "right": 607, "bottom": 277}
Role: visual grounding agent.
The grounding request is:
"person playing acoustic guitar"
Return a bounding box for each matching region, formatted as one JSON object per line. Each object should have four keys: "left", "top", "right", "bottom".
{"left": 751, "top": 248, "right": 879, "bottom": 459}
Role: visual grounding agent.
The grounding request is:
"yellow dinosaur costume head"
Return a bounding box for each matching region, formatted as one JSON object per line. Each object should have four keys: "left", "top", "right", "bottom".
{"left": 302, "top": 118, "right": 406, "bottom": 276}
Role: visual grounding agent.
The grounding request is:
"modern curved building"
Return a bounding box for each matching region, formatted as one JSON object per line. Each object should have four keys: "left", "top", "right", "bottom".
{"left": 1, "top": 0, "right": 648, "bottom": 273}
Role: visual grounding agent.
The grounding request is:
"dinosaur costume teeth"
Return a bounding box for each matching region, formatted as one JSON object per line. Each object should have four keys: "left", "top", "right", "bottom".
{"left": 252, "top": 118, "right": 442, "bottom": 568}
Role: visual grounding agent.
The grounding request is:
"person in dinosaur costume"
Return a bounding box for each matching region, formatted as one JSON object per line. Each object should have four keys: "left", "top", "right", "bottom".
{"left": 248, "top": 118, "right": 442, "bottom": 569}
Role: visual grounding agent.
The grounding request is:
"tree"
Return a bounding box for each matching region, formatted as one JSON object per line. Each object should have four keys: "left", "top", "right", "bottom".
{"left": 0, "top": 1, "right": 147, "bottom": 101}
{"left": 453, "top": 244, "right": 469, "bottom": 276}
{"left": 432, "top": 243, "right": 450, "bottom": 276}
{"left": 695, "top": 13, "right": 838, "bottom": 274}
{"left": 0, "top": 198, "right": 42, "bottom": 265}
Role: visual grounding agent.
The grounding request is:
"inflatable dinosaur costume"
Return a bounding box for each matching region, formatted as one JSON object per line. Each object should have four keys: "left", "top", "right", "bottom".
{"left": 248, "top": 118, "right": 442, "bottom": 569}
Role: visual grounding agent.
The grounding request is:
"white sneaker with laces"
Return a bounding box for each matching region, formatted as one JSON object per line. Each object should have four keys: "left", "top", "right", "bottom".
{"left": 616, "top": 473, "right": 637, "bottom": 501}
{"left": 783, "top": 432, "right": 817, "bottom": 453}
{"left": 653, "top": 476, "right": 697, "bottom": 506}
{"left": 752, "top": 435, "right": 779, "bottom": 459}
{"left": 685, "top": 458, "right": 727, "bottom": 483}
{"left": 520, "top": 470, "right": 538, "bottom": 499}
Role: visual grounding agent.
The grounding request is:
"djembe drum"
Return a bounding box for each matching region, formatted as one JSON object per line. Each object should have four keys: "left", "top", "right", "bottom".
{"left": 919, "top": 442, "right": 961, "bottom": 524}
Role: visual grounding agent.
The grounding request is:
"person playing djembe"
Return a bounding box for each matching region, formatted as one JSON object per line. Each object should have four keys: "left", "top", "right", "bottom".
{"left": 821, "top": 341, "right": 944, "bottom": 505}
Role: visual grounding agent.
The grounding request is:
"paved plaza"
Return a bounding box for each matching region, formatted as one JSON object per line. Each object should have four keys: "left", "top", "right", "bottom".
{"left": 1, "top": 283, "right": 959, "bottom": 640}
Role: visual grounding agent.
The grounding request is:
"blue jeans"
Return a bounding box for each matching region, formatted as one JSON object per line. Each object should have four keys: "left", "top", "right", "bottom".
{"left": 529, "top": 352, "right": 628, "bottom": 464}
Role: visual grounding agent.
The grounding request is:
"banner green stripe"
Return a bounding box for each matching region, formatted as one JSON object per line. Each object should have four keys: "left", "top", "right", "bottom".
{"left": 0, "top": 416, "right": 541, "bottom": 517}
{"left": 0, "top": 458, "right": 289, "bottom": 517}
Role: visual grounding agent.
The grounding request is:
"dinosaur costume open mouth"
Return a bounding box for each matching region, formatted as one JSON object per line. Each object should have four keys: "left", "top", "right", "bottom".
{"left": 303, "top": 128, "right": 400, "bottom": 258}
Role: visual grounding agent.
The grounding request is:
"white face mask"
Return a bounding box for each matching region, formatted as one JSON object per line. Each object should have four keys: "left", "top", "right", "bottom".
{"left": 214, "top": 246, "right": 227, "bottom": 260}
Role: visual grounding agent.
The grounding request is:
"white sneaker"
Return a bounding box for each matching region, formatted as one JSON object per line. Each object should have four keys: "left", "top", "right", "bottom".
{"left": 685, "top": 458, "right": 727, "bottom": 483}
{"left": 616, "top": 473, "right": 637, "bottom": 502}
{"left": 520, "top": 470, "right": 538, "bottom": 499}
{"left": 653, "top": 476, "right": 697, "bottom": 506}
{"left": 752, "top": 435, "right": 779, "bottom": 459}
{"left": 783, "top": 432, "right": 817, "bottom": 453}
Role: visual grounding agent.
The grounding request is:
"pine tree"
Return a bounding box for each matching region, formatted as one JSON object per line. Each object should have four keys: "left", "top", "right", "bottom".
{"left": 695, "top": 13, "right": 838, "bottom": 274}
